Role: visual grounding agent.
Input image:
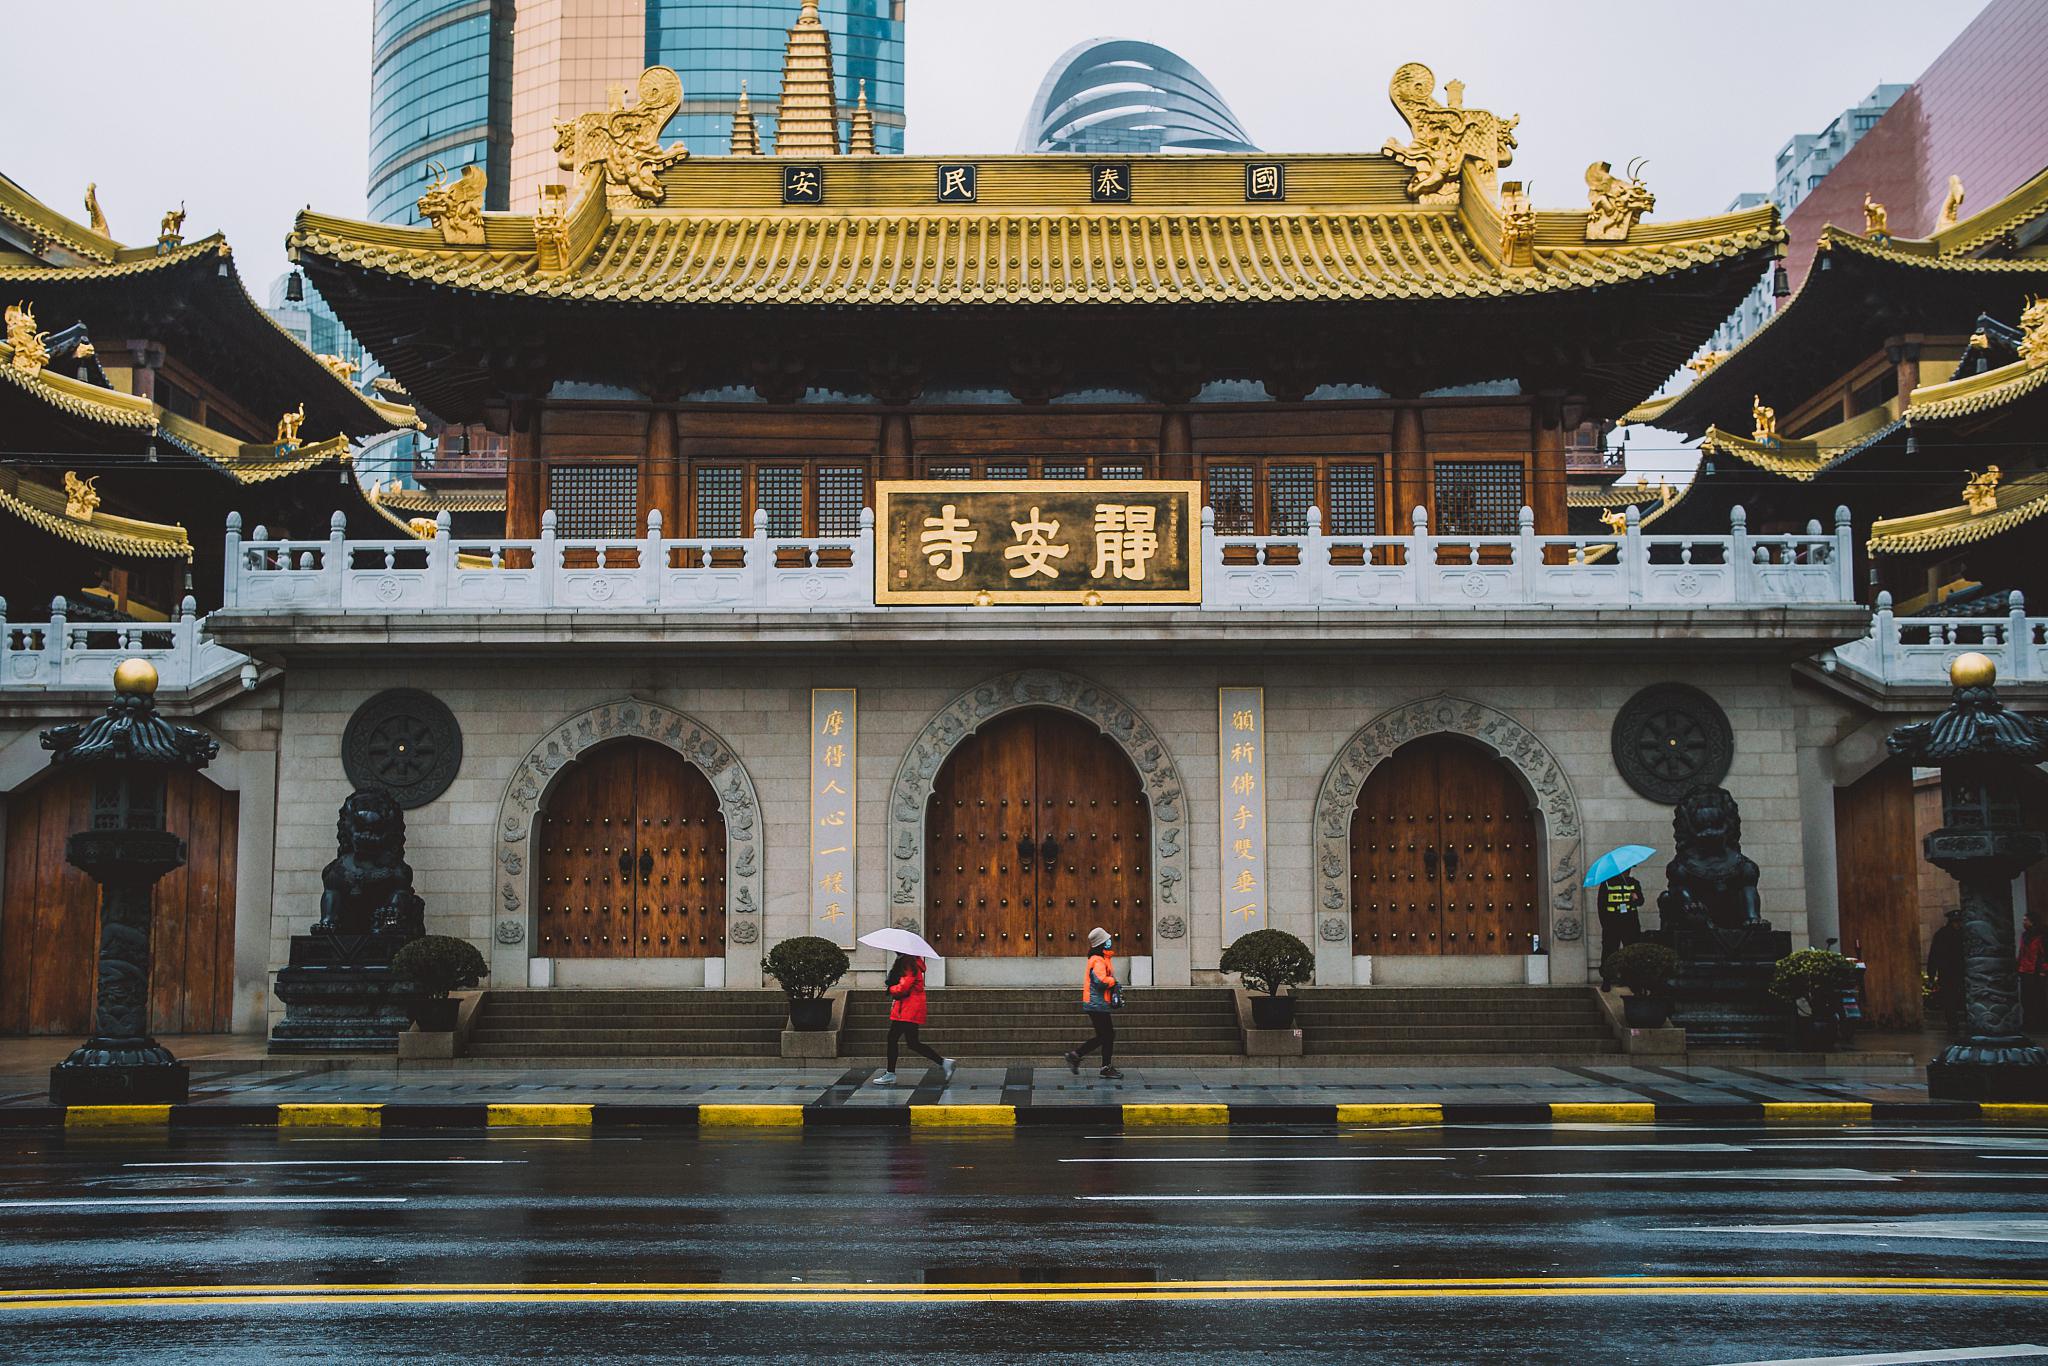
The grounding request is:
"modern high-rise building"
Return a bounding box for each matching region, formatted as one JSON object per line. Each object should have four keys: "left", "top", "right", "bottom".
{"left": 1018, "top": 38, "right": 1258, "bottom": 155}
{"left": 369, "top": 0, "right": 905, "bottom": 226}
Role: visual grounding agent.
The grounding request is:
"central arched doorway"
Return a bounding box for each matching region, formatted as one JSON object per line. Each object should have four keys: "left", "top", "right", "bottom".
{"left": 1349, "top": 735, "right": 1540, "bottom": 956}
{"left": 925, "top": 708, "right": 1150, "bottom": 957}
{"left": 534, "top": 739, "right": 727, "bottom": 958}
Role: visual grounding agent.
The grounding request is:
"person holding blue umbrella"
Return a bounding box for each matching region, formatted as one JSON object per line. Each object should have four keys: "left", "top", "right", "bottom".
{"left": 1585, "top": 845, "right": 1655, "bottom": 989}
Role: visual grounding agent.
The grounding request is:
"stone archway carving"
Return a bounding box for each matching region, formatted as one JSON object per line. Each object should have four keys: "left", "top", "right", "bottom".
{"left": 887, "top": 670, "right": 1190, "bottom": 941}
{"left": 1313, "top": 693, "right": 1586, "bottom": 947}
{"left": 493, "top": 699, "right": 763, "bottom": 975}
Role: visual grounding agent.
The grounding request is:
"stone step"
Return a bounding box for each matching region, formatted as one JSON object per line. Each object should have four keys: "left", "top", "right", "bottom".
{"left": 464, "top": 1041, "right": 783, "bottom": 1058}
{"left": 1304, "top": 1038, "right": 1622, "bottom": 1056}
{"left": 469, "top": 1027, "right": 791, "bottom": 1045}
{"left": 1301, "top": 1026, "right": 1616, "bottom": 1042}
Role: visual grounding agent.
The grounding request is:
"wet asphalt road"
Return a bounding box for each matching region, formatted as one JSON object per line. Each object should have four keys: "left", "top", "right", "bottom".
{"left": 0, "top": 1123, "right": 2045, "bottom": 1364}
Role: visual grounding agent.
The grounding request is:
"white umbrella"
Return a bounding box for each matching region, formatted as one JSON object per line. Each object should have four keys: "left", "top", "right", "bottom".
{"left": 859, "top": 926, "right": 941, "bottom": 959}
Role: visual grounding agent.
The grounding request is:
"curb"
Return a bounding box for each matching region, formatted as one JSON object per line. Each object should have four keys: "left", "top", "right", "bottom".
{"left": 9, "top": 1100, "right": 2043, "bottom": 1131}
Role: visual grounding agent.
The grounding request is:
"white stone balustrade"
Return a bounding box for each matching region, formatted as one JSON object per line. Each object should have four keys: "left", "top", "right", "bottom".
{"left": 221, "top": 502, "right": 1859, "bottom": 615}
{"left": 1828, "top": 591, "right": 2048, "bottom": 687}
{"left": 0, "top": 594, "right": 254, "bottom": 695}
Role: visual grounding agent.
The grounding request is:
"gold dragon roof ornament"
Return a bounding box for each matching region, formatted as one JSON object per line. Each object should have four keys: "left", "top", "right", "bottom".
{"left": 84, "top": 182, "right": 108, "bottom": 237}
{"left": 62, "top": 471, "right": 99, "bottom": 521}
{"left": 5, "top": 300, "right": 50, "bottom": 375}
{"left": 1964, "top": 466, "right": 2002, "bottom": 515}
{"left": 729, "top": 82, "right": 762, "bottom": 156}
{"left": 416, "top": 162, "right": 487, "bottom": 245}
{"left": 1687, "top": 350, "right": 1729, "bottom": 377}
{"left": 316, "top": 353, "right": 358, "bottom": 382}
{"left": 554, "top": 65, "right": 690, "bottom": 206}
{"left": 1497, "top": 181, "right": 1535, "bottom": 268}
{"left": 2020, "top": 296, "right": 2048, "bottom": 369}
{"left": 1381, "top": 62, "right": 1517, "bottom": 205}
{"left": 534, "top": 184, "right": 571, "bottom": 272}
{"left": 1937, "top": 175, "right": 1966, "bottom": 232}
{"left": 1585, "top": 160, "right": 1655, "bottom": 241}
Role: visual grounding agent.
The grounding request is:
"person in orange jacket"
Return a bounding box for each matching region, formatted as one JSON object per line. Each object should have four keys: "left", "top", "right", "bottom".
{"left": 1064, "top": 927, "right": 1123, "bottom": 1080}
{"left": 874, "top": 953, "right": 954, "bottom": 1086}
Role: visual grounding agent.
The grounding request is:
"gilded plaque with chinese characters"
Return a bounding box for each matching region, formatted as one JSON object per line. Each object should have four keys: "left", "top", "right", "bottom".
{"left": 875, "top": 481, "right": 1200, "bottom": 604}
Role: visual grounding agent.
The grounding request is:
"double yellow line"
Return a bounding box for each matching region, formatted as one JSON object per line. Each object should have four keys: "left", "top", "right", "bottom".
{"left": 3, "top": 1276, "right": 2046, "bottom": 1312}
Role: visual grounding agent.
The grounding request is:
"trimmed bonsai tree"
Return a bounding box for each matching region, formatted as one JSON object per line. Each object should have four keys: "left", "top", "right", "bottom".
{"left": 1770, "top": 949, "right": 1859, "bottom": 1020}
{"left": 1220, "top": 928, "right": 1314, "bottom": 1028}
{"left": 1606, "top": 941, "right": 1679, "bottom": 1028}
{"left": 389, "top": 935, "right": 488, "bottom": 1032}
{"left": 765, "top": 935, "right": 851, "bottom": 1030}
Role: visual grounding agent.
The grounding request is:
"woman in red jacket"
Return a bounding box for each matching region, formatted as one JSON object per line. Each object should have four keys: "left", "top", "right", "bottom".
{"left": 875, "top": 953, "right": 955, "bottom": 1086}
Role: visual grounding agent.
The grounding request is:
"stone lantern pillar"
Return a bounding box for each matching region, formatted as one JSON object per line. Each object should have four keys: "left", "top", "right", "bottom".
{"left": 43, "top": 658, "right": 219, "bottom": 1106}
{"left": 1887, "top": 651, "right": 2048, "bottom": 1102}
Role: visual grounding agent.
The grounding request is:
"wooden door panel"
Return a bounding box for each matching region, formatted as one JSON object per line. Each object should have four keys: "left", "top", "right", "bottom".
{"left": 536, "top": 743, "right": 638, "bottom": 958}
{"left": 1350, "top": 741, "right": 1441, "bottom": 954}
{"left": 639, "top": 750, "right": 725, "bottom": 958}
{"left": 1434, "top": 742, "right": 1540, "bottom": 956}
{"left": 1035, "top": 712, "right": 1149, "bottom": 957}
{"left": 1835, "top": 763, "right": 1922, "bottom": 1028}
{"left": 927, "top": 710, "right": 1038, "bottom": 957}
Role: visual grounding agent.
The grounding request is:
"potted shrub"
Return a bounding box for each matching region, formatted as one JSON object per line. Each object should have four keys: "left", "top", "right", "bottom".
{"left": 1606, "top": 941, "right": 1680, "bottom": 1027}
{"left": 765, "top": 935, "right": 850, "bottom": 1030}
{"left": 390, "top": 935, "right": 488, "bottom": 1033}
{"left": 1771, "top": 949, "right": 1859, "bottom": 1050}
{"left": 1219, "top": 928, "right": 1315, "bottom": 1027}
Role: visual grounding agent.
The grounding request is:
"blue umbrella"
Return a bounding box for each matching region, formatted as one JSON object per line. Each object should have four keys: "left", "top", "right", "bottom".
{"left": 1584, "top": 844, "right": 1656, "bottom": 888}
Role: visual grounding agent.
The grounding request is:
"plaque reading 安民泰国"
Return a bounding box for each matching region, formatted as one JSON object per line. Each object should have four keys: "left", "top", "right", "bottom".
{"left": 875, "top": 481, "right": 1201, "bottom": 605}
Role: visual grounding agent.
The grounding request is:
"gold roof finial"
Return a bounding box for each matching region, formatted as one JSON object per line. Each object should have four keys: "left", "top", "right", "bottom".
{"left": 1381, "top": 62, "right": 1517, "bottom": 204}
{"left": 417, "top": 162, "right": 487, "bottom": 244}
{"left": 2020, "top": 295, "right": 2048, "bottom": 369}
{"left": 730, "top": 81, "right": 762, "bottom": 156}
{"left": 1750, "top": 395, "right": 1778, "bottom": 447}
{"left": 1585, "top": 159, "right": 1655, "bottom": 241}
{"left": 1963, "top": 466, "right": 2002, "bottom": 515}
{"left": 555, "top": 66, "right": 689, "bottom": 206}
{"left": 84, "top": 182, "right": 108, "bottom": 237}
{"left": 848, "top": 78, "right": 876, "bottom": 156}
{"left": 1937, "top": 175, "right": 1965, "bottom": 232}
{"left": 772, "top": 0, "right": 841, "bottom": 156}
{"left": 5, "top": 300, "right": 50, "bottom": 376}
{"left": 1862, "top": 192, "right": 1889, "bottom": 239}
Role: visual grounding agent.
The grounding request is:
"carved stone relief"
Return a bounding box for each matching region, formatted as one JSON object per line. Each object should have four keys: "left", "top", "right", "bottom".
{"left": 495, "top": 700, "right": 763, "bottom": 954}
{"left": 886, "top": 669, "right": 1190, "bottom": 952}
{"left": 1312, "top": 693, "right": 1584, "bottom": 945}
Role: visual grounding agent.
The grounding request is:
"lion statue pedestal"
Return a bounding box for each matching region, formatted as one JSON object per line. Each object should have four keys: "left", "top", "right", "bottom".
{"left": 1653, "top": 786, "right": 1793, "bottom": 1048}
{"left": 269, "top": 790, "right": 429, "bottom": 1054}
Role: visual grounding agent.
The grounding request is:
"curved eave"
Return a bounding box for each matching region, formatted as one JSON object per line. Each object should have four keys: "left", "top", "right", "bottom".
{"left": 0, "top": 172, "right": 122, "bottom": 264}
{"left": 0, "top": 342, "right": 158, "bottom": 428}
{"left": 156, "top": 413, "right": 354, "bottom": 485}
{"left": 1928, "top": 167, "right": 2048, "bottom": 259}
{"left": 1699, "top": 405, "right": 1904, "bottom": 483}
{"left": 1905, "top": 358, "right": 2048, "bottom": 424}
{"left": 0, "top": 471, "right": 191, "bottom": 560}
{"left": 373, "top": 485, "right": 507, "bottom": 513}
{"left": 1868, "top": 471, "right": 2048, "bottom": 555}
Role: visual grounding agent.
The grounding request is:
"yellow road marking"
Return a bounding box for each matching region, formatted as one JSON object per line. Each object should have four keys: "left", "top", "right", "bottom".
{"left": 697, "top": 1104, "right": 803, "bottom": 1128}
{"left": 485, "top": 1104, "right": 592, "bottom": 1128}
{"left": 1983, "top": 1104, "right": 2048, "bottom": 1125}
{"left": 276, "top": 1104, "right": 381, "bottom": 1129}
{"left": 1761, "top": 1103, "right": 1873, "bottom": 1125}
{"left": 1122, "top": 1103, "right": 1228, "bottom": 1126}
{"left": 1335, "top": 1103, "right": 1443, "bottom": 1126}
{"left": 908, "top": 1105, "right": 1014, "bottom": 1128}
{"left": 61, "top": 1106, "right": 171, "bottom": 1129}
{"left": 1549, "top": 1104, "right": 1655, "bottom": 1124}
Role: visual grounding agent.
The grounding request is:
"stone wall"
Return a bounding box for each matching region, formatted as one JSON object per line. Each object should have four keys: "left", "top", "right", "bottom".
{"left": 260, "top": 651, "right": 1821, "bottom": 1022}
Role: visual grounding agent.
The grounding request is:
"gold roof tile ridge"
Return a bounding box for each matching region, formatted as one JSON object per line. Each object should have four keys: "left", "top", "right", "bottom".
{"left": 1868, "top": 468, "right": 2048, "bottom": 554}
{"left": 0, "top": 467, "right": 191, "bottom": 560}
{"left": 1905, "top": 357, "right": 2048, "bottom": 423}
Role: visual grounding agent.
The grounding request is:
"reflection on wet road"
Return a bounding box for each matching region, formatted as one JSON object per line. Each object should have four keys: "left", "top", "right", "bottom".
{"left": 0, "top": 1123, "right": 2044, "bottom": 1363}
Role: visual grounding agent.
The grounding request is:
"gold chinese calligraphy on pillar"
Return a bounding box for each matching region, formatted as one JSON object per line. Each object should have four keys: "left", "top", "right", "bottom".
{"left": 876, "top": 482, "right": 1200, "bottom": 604}
{"left": 1218, "top": 687, "right": 1268, "bottom": 940}
{"left": 810, "top": 688, "right": 857, "bottom": 948}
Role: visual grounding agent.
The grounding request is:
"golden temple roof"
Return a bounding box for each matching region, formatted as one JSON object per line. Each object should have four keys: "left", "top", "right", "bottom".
{"left": 372, "top": 484, "right": 507, "bottom": 514}
{"left": 1, "top": 336, "right": 355, "bottom": 484}
{"left": 1902, "top": 356, "right": 2048, "bottom": 424}
{"left": 1697, "top": 402, "right": 1904, "bottom": 482}
{"left": 1868, "top": 468, "right": 2048, "bottom": 555}
{"left": 1927, "top": 166, "right": 2048, "bottom": 259}
{"left": 1567, "top": 477, "right": 1673, "bottom": 508}
{"left": 289, "top": 161, "right": 1781, "bottom": 309}
{"left": 0, "top": 171, "right": 121, "bottom": 264}
{"left": 0, "top": 468, "right": 190, "bottom": 560}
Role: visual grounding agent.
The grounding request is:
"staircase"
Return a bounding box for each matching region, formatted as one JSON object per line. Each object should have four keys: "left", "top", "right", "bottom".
{"left": 464, "top": 989, "right": 787, "bottom": 1063}
{"left": 840, "top": 988, "right": 1242, "bottom": 1066}
{"left": 1293, "top": 987, "right": 1621, "bottom": 1063}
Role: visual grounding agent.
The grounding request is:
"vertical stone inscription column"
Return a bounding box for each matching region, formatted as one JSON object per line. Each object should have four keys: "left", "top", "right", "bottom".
{"left": 1219, "top": 686, "right": 1268, "bottom": 942}
{"left": 811, "top": 688, "right": 857, "bottom": 949}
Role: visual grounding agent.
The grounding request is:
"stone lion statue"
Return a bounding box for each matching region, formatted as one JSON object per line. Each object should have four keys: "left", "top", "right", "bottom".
{"left": 1657, "top": 785, "right": 1761, "bottom": 931}
{"left": 319, "top": 789, "right": 426, "bottom": 939}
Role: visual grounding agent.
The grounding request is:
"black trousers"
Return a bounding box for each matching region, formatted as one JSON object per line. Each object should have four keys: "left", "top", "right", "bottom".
{"left": 886, "top": 1020, "right": 943, "bottom": 1072}
{"left": 1075, "top": 1011, "right": 1115, "bottom": 1066}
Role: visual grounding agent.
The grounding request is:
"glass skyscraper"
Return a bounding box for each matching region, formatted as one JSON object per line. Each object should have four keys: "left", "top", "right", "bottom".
{"left": 369, "top": 0, "right": 904, "bottom": 228}
{"left": 369, "top": 0, "right": 515, "bottom": 226}
{"left": 1019, "top": 39, "right": 1257, "bottom": 155}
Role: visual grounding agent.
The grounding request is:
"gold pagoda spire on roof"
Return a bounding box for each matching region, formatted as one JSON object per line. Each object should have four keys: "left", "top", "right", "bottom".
{"left": 773, "top": 0, "right": 841, "bottom": 156}
{"left": 848, "top": 79, "right": 875, "bottom": 156}
{"left": 730, "top": 82, "right": 763, "bottom": 156}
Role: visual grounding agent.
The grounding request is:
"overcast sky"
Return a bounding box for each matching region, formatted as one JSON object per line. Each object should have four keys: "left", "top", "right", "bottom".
{"left": 8, "top": 0, "right": 1986, "bottom": 296}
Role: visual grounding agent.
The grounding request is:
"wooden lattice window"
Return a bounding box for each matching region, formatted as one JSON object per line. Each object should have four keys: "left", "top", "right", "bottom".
{"left": 1432, "top": 460, "right": 1523, "bottom": 536}
{"left": 1268, "top": 464, "right": 1315, "bottom": 536}
{"left": 1206, "top": 465, "right": 1256, "bottom": 534}
{"left": 919, "top": 456, "right": 1154, "bottom": 481}
{"left": 694, "top": 466, "right": 746, "bottom": 538}
{"left": 757, "top": 465, "right": 804, "bottom": 536}
{"left": 549, "top": 463, "right": 638, "bottom": 538}
{"left": 1205, "top": 459, "right": 1383, "bottom": 535}
{"left": 815, "top": 467, "right": 865, "bottom": 535}
{"left": 1327, "top": 463, "right": 1381, "bottom": 536}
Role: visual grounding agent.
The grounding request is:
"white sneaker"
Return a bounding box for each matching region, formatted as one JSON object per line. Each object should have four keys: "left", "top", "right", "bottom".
{"left": 872, "top": 1071, "right": 896, "bottom": 1086}
{"left": 942, "top": 1058, "right": 957, "bottom": 1081}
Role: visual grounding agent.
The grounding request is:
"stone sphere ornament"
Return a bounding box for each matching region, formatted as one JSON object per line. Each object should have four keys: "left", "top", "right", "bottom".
{"left": 1950, "top": 651, "right": 1997, "bottom": 689}
{"left": 113, "top": 656, "right": 159, "bottom": 696}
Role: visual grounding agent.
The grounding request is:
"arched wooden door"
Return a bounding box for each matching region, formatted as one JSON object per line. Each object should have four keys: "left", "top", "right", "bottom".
{"left": 535, "top": 740, "right": 726, "bottom": 958}
{"left": 1349, "top": 735, "right": 1540, "bottom": 956}
{"left": 1, "top": 768, "right": 238, "bottom": 1034}
{"left": 926, "top": 708, "right": 1149, "bottom": 957}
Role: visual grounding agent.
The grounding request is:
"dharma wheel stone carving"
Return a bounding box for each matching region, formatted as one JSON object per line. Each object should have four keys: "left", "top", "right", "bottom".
{"left": 1156, "top": 914, "right": 1187, "bottom": 941}
{"left": 1611, "top": 683, "right": 1733, "bottom": 805}
{"left": 343, "top": 688, "right": 463, "bottom": 809}
{"left": 729, "top": 920, "right": 760, "bottom": 946}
